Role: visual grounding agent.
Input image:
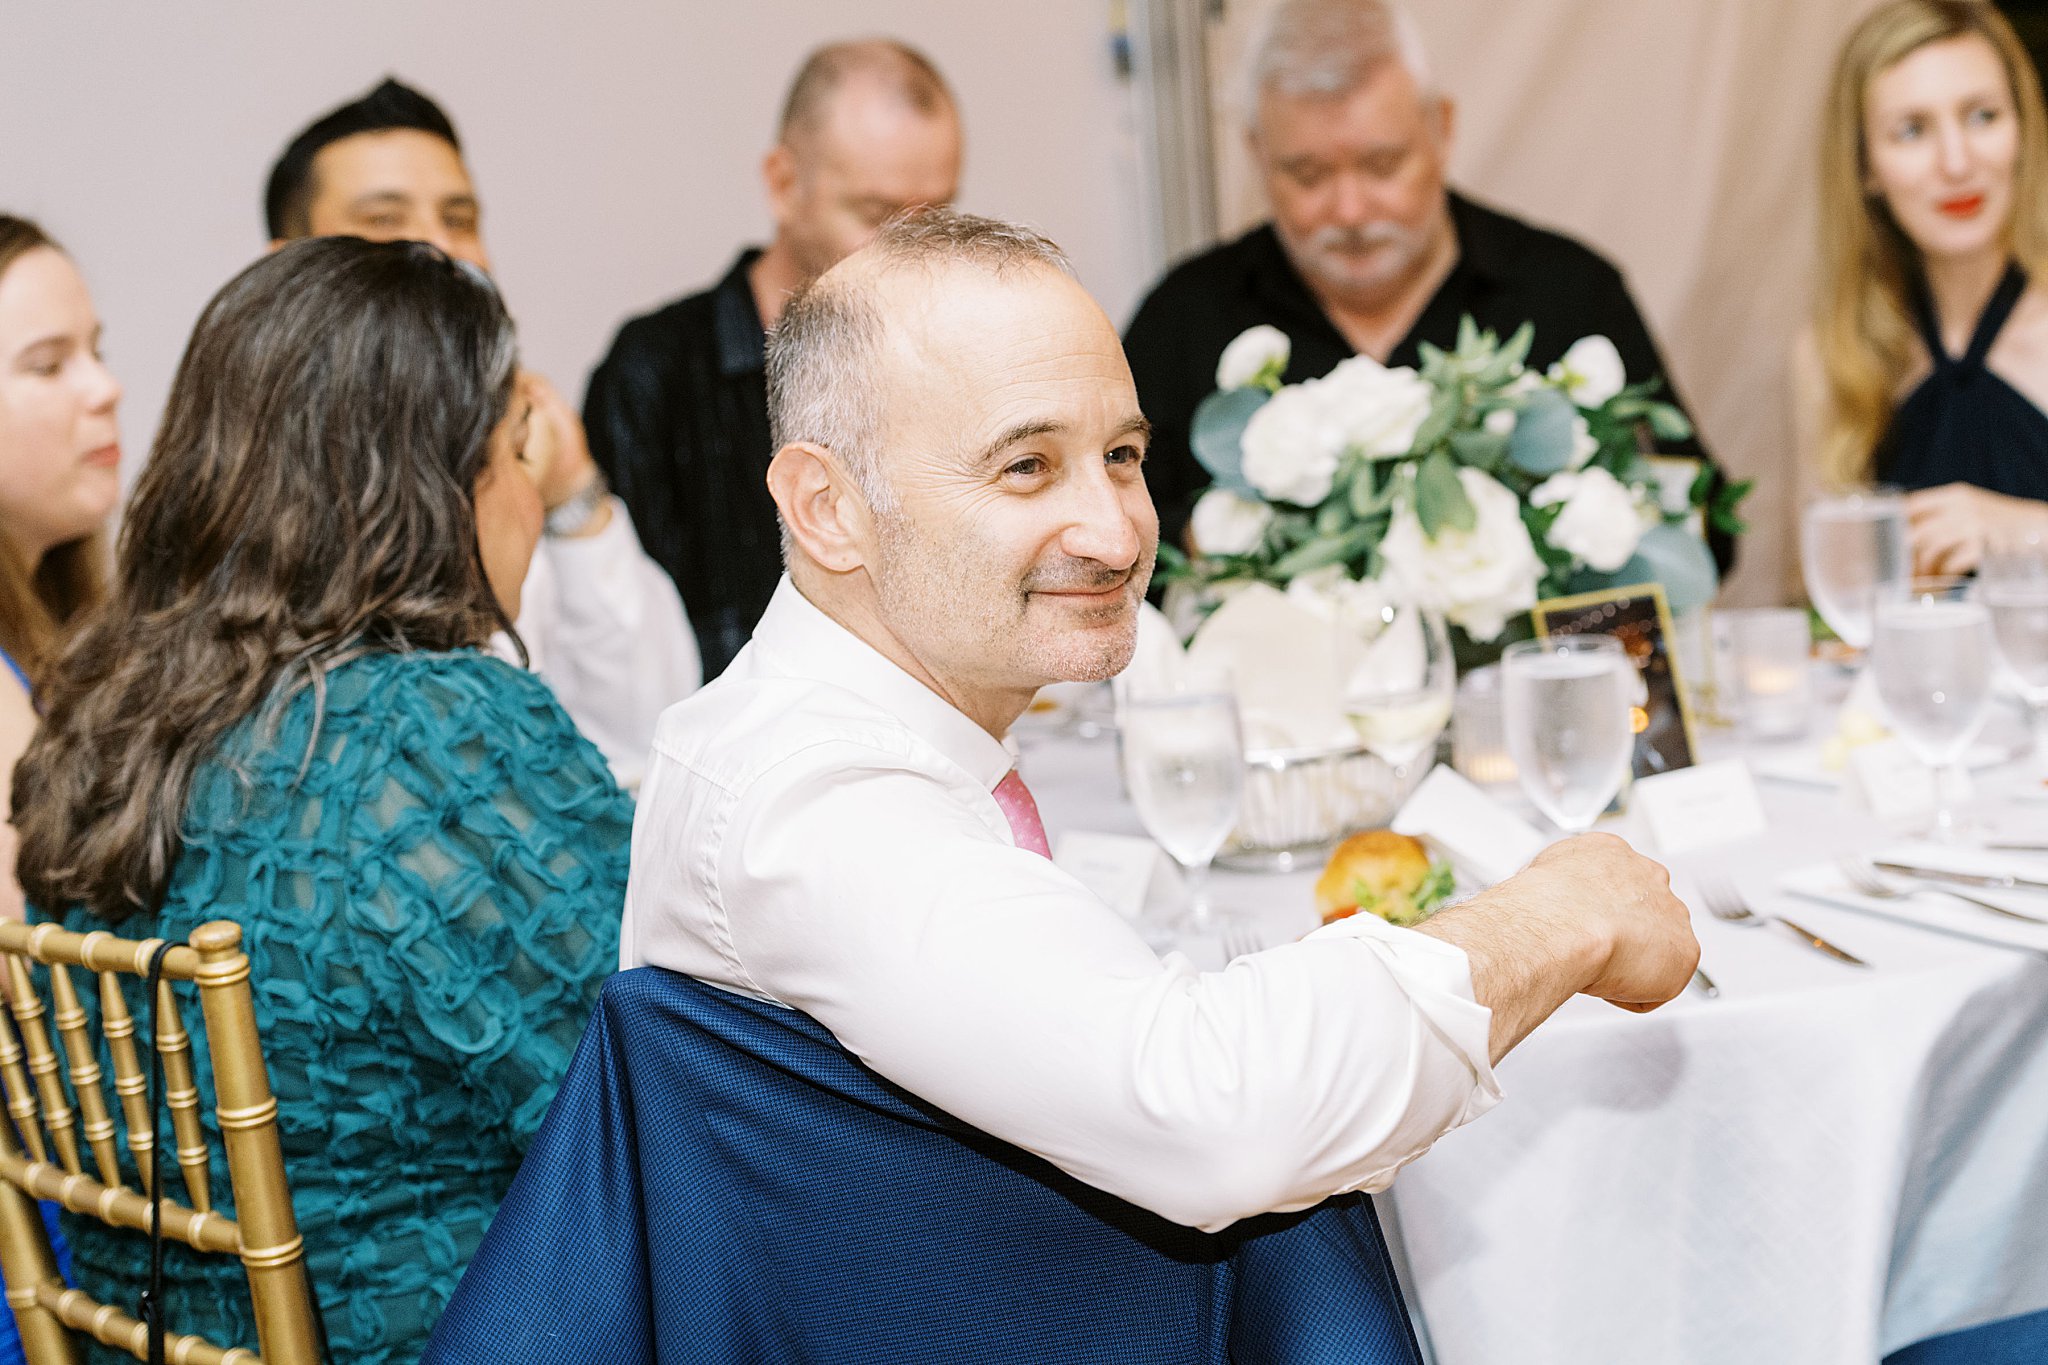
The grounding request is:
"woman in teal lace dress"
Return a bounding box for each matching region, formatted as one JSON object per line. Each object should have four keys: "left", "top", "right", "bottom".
{"left": 12, "top": 238, "right": 632, "bottom": 1363}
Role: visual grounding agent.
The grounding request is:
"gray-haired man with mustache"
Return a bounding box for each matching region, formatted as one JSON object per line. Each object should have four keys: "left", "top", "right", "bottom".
{"left": 1124, "top": 0, "right": 1724, "bottom": 561}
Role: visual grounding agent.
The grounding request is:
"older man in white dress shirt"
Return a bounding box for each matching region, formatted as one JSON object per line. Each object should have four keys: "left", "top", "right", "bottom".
{"left": 622, "top": 210, "right": 1698, "bottom": 1232}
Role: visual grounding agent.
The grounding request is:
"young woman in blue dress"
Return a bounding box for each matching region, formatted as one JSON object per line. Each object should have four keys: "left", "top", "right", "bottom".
{"left": 1801, "top": 0, "right": 2048, "bottom": 575}
{"left": 0, "top": 215, "right": 119, "bottom": 1365}
{"left": 13, "top": 237, "right": 633, "bottom": 1363}
{"left": 0, "top": 216, "right": 120, "bottom": 924}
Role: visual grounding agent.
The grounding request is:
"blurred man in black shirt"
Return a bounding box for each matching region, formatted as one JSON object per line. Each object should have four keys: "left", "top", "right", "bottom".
{"left": 585, "top": 41, "right": 964, "bottom": 678}
{"left": 1126, "top": 0, "right": 1731, "bottom": 570}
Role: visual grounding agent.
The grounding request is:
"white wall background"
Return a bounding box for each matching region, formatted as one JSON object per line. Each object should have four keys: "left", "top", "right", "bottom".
{"left": 0, "top": 2, "right": 1150, "bottom": 481}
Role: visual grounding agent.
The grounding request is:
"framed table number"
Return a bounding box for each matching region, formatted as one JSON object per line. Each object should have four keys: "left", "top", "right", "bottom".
{"left": 1532, "top": 581, "right": 1697, "bottom": 777}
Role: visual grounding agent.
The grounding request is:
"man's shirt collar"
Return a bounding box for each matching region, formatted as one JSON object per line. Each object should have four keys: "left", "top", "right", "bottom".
{"left": 748, "top": 576, "right": 1016, "bottom": 790}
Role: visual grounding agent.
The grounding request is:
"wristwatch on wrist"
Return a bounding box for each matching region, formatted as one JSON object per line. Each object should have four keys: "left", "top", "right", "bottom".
{"left": 544, "top": 472, "right": 610, "bottom": 538}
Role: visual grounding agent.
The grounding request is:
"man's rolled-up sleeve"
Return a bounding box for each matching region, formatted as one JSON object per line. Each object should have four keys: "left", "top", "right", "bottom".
{"left": 716, "top": 745, "right": 1501, "bottom": 1233}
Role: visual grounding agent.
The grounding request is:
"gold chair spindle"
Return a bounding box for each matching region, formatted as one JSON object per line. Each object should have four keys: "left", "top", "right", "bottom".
{"left": 193, "top": 921, "right": 319, "bottom": 1365}
{"left": 0, "top": 920, "right": 320, "bottom": 1364}
{"left": 152, "top": 979, "right": 213, "bottom": 1213}
{"left": 4, "top": 956, "right": 81, "bottom": 1176}
{"left": 45, "top": 956, "right": 123, "bottom": 1190}
{"left": 92, "top": 952, "right": 156, "bottom": 1197}
{"left": 0, "top": 1004, "right": 47, "bottom": 1165}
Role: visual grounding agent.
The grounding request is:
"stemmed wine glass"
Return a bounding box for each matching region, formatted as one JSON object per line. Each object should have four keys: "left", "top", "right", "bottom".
{"left": 1338, "top": 602, "right": 1455, "bottom": 776}
{"left": 1870, "top": 577, "right": 1994, "bottom": 839}
{"left": 1501, "top": 635, "right": 1636, "bottom": 834}
{"left": 1801, "top": 488, "right": 1911, "bottom": 651}
{"left": 1119, "top": 688, "right": 1246, "bottom": 928}
{"left": 1976, "top": 541, "right": 2048, "bottom": 769}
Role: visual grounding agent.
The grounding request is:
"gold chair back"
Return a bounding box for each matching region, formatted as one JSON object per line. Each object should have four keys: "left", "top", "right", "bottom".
{"left": 0, "top": 919, "right": 320, "bottom": 1364}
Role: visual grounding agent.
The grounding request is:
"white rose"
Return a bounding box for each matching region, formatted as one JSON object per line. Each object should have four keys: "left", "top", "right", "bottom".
{"left": 1483, "top": 407, "right": 1517, "bottom": 436}
{"left": 1284, "top": 564, "right": 1389, "bottom": 627}
{"left": 1215, "top": 325, "right": 1292, "bottom": 390}
{"left": 1549, "top": 335, "right": 1627, "bottom": 408}
{"left": 1321, "top": 355, "right": 1434, "bottom": 458}
{"left": 1190, "top": 488, "right": 1275, "bottom": 556}
{"left": 1530, "top": 466, "right": 1645, "bottom": 573}
{"left": 1379, "top": 468, "right": 1544, "bottom": 642}
{"left": 1240, "top": 380, "right": 1343, "bottom": 505}
{"left": 1569, "top": 414, "right": 1598, "bottom": 469}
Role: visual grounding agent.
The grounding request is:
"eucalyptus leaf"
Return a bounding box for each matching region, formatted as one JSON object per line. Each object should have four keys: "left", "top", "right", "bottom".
{"left": 1507, "top": 388, "right": 1578, "bottom": 475}
{"left": 1190, "top": 387, "right": 1267, "bottom": 492}
{"left": 1349, "top": 461, "right": 1378, "bottom": 517}
{"left": 1272, "top": 523, "right": 1377, "bottom": 578}
{"left": 1574, "top": 522, "right": 1718, "bottom": 613}
{"left": 1498, "top": 322, "right": 1534, "bottom": 373}
{"left": 1315, "top": 499, "right": 1349, "bottom": 536}
{"left": 1415, "top": 450, "right": 1475, "bottom": 539}
{"left": 1450, "top": 428, "right": 1511, "bottom": 471}
{"left": 1411, "top": 392, "right": 1459, "bottom": 453}
{"left": 1647, "top": 403, "right": 1694, "bottom": 442}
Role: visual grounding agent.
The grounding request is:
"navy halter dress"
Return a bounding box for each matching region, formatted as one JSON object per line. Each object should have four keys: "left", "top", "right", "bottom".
{"left": 1878, "top": 263, "right": 2048, "bottom": 498}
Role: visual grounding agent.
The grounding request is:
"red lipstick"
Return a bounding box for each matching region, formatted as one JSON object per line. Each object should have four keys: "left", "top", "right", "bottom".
{"left": 1937, "top": 194, "right": 1986, "bottom": 219}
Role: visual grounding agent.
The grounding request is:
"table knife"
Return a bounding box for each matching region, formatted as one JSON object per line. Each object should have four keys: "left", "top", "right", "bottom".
{"left": 1872, "top": 862, "right": 2048, "bottom": 924}
{"left": 1873, "top": 860, "right": 2048, "bottom": 893}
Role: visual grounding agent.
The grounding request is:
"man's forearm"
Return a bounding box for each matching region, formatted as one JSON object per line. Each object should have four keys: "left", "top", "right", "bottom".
{"left": 1415, "top": 887, "right": 1606, "bottom": 1064}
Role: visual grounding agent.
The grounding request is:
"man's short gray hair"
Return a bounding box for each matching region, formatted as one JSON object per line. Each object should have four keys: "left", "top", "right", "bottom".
{"left": 766, "top": 209, "right": 1074, "bottom": 528}
{"left": 1245, "top": 0, "right": 1434, "bottom": 128}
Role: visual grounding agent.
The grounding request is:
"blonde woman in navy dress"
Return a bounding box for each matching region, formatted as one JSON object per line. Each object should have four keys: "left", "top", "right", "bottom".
{"left": 1798, "top": 0, "right": 2048, "bottom": 575}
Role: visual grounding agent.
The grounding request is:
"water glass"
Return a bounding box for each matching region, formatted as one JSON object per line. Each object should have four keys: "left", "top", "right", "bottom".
{"left": 1725, "top": 608, "right": 1813, "bottom": 740}
{"left": 1119, "top": 690, "right": 1246, "bottom": 927}
{"left": 1338, "top": 603, "right": 1455, "bottom": 773}
{"left": 1501, "top": 635, "right": 1636, "bottom": 834}
{"left": 1976, "top": 543, "right": 2048, "bottom": 765}
{"left": 1870, "top": 578, "right": 1994, "bottom": 838}
{"left": 1801, "top": 489, "right": 1911, "bottom": 650}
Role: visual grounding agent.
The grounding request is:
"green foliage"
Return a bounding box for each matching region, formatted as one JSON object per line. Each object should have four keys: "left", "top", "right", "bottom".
{"left": 1180, "top": 315, "right": 1724, "bottom": 619}
{"left": 1507, "top": 388, "right": 1578, "bottom": 475}
{"left": 1414, "top": 450, "right": 1475, "bottom": 538}
{"left": 1189, "top": 387, "right": 1266, "bottom": 492}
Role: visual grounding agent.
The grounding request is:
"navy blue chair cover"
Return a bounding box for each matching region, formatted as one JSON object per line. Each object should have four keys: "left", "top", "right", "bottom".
{"left": 424, "top": 967, "right": 1422, "bottom": 1364}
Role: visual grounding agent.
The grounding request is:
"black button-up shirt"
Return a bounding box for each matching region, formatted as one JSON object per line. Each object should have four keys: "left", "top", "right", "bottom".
{"left": 584, "top": 250, "right": 780, "bottom": 680}
{"left": 1124, "top": 192, "right": 1732, "bottom": 570}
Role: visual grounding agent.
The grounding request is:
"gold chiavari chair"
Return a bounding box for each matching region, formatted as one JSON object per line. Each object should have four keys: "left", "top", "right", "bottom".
{"left": 0, "top": 919, "right": 320, "bottom": 1365}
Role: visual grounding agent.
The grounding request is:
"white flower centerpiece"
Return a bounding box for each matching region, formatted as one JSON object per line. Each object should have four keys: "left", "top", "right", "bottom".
{"left": 1165, "top": 319, "right": 1744, "bottom": 658}
{"left": 1153, "top": 319, "right": 1748, "bottom": 863}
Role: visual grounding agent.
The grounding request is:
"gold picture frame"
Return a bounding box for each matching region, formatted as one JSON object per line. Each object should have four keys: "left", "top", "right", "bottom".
{"left": 1531, "top": 580, "right": 1698, "bottom": 776}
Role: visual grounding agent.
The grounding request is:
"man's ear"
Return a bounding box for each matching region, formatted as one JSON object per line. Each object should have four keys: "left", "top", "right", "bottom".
{"left": 1433, "top": 94, "right": 1457, "bottom": 155}
{"left": 767, "top": 441, "right": 868, "bottom": 574}
{"left": 762, "top": 144, "right": 800, "bottom": 225}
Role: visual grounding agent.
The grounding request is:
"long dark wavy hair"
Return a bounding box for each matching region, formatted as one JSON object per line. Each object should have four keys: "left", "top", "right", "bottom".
{"left": 15, "top": 236, "right": 519, "bottom": 921}
{"left": 0, "top": 215, "right": 107, "bottom": 683}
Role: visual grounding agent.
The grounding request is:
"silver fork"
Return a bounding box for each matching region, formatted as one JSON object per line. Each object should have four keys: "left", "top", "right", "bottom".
{"left": 1839, "top": 855, "right": 2048, "bottom": 925}
{"left": 1698, "top": 875, "right": 1870, "bottom": 967}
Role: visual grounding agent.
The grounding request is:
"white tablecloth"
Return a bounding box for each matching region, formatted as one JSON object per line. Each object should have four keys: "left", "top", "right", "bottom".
{"left": 1015, "top": 718, "right": 2048, "bottom": 1364}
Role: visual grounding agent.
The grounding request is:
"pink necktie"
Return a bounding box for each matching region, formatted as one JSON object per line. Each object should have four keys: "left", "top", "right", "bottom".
{"left": 993, "top": 769, "right": 1052, "bottom": 858}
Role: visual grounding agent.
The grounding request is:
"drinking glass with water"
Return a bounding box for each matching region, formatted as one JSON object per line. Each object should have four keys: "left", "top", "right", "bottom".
{"left": 1120, "top": 688, "right": 1246, "bottom": 929}
{"left": 1501, "top": 635, "right": 1636, "bottom": 835}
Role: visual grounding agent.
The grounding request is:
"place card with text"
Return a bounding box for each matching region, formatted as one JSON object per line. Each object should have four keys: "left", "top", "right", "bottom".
{"left": 1845, "top": 739, "right": 1949, "bottom": 823}
{"left": 1632, "top": 759, "right": 1767, "bottom": 855}
{"left": 1393, "top": 765, "right": 1547, "bottom": 887}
